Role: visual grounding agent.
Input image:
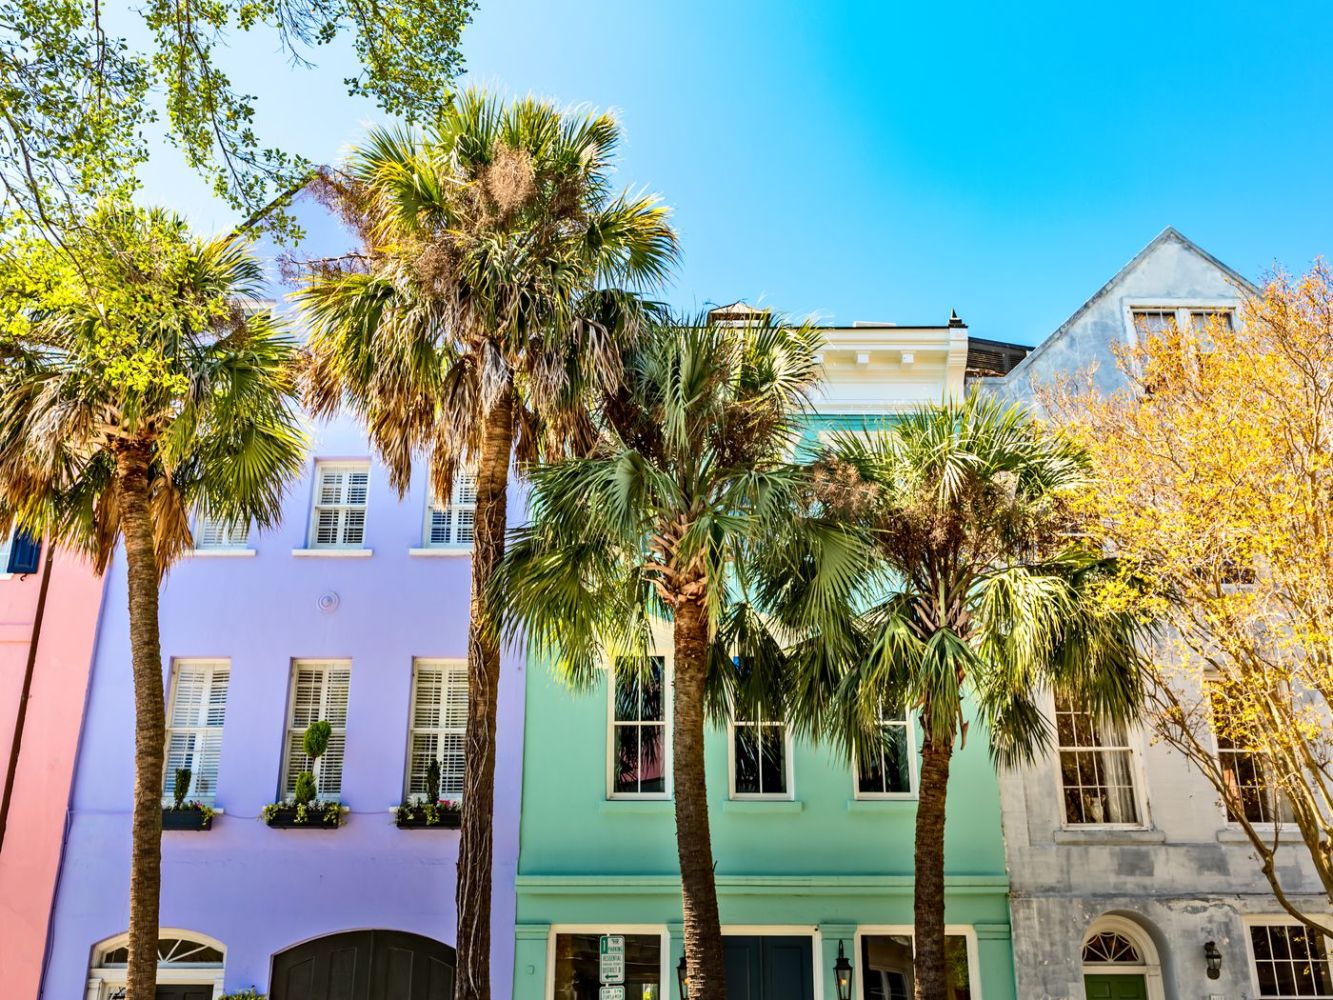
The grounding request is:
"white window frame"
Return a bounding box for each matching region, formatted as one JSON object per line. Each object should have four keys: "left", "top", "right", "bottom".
{"left": 1051, "top": 692, "right": 1148, "bottom": 830}
{"left": 727, "top": 704, "right": 795, "bottom": 801}
{"left": 85, "top": 928, "right": 226, "bottom": 1000}
{"left": 0, "top": 532, "right": 12, "bottom": 577}
{"left": 1121, "top": 299, "right": 1239, "bottom": 350}
{"left": 852, "top": 706, "right": 918, "bottom": 801}
{"left": 404, "top": 658, "right": 468, "bottom": 804}
{"left": 1243, "top": 915, "right": 1333, "bottom": 1000}
{"left": 606, "top": 653, "right": 672, "bottom": 801}
{"left": 279, "top": 660, "right": 351, "bottom": 803}
{"left": 421, "top": 472, "right": 477, "bottom": 550}
{"left": 544, "top": 925, "right": 669, "bottom": 1000}
{"left": 306, "top": 460, "right": 371, "bottom": 549}
{"left": 1205, "top": 679, "right": 1295, "bottom": 828}
{"left": 190, "top": 513, "right": 254, "bottom": 556}
{"left": 162, "top": 659, "right": 230, "bottom": 806}
{"left": 852, "top": 924, "right": 982, "bottom": 1000}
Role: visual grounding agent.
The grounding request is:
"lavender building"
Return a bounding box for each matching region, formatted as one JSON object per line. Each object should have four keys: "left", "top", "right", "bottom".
{"left": 42, "top": 412, "right": 524, "bottom": 999}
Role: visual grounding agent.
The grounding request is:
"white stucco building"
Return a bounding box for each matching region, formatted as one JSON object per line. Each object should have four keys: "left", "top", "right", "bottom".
{"left": 981, "top": 229, "right": 1332, "bottom": 1000}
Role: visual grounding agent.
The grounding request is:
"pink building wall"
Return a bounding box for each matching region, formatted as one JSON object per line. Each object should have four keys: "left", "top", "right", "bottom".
{"left": 0, "top": 548, "right": 104, "bottom": 999}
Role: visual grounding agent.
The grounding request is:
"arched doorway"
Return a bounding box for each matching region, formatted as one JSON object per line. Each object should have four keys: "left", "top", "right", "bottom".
{"left": 85, "top": 930, "right": 226, "bottom": 999}
{"left": 270, "top": 929, "right": 455, "bottom": 1000}
{"left": 1081, "top": 916, "right": 1165, "bottom": 1000}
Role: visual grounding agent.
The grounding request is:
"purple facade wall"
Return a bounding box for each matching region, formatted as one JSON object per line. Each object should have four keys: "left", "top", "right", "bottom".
{"left": 41, "top": 414, "right": 524, "bottom": 997}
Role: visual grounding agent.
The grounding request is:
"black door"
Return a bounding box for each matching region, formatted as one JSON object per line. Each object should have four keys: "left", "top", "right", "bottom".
{"left": 724, "top": 936, "right": 814, "bottom": 1000}
{"left": 155, "top": 989, "right": 213, "bottom": 1000}
{"left": 271, "top": 929, "right": 455, "bottom": 1000}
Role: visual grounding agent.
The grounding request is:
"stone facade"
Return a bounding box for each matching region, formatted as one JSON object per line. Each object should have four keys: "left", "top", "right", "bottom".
{"left": 983, "top": 229, "right": 1330, "bottom": 1000}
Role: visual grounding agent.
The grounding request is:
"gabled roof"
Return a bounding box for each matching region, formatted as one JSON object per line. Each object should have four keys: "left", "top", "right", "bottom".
{"left": 1004, "top": 226, "right": 1257, "bottom": 381}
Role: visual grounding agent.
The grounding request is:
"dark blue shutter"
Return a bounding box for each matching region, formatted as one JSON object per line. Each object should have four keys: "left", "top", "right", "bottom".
{"left": 6, "top": 530, "right": 41, "bottom": 574}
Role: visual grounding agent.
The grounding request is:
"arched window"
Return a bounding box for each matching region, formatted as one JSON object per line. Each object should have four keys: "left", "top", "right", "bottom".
{"left": 86, "top": 930, "right": 225, "bottom": 1000}
{"left": 1081, "top": 916, "right": 1166, "bottom": 1000}
{"left": 1083, "top": 931, "right": 1142, "bottom": 964}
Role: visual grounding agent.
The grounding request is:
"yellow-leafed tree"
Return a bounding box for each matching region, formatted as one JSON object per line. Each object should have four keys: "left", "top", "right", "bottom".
{"left": 1051, "top": 263, "right": 1333, "bottom": 938}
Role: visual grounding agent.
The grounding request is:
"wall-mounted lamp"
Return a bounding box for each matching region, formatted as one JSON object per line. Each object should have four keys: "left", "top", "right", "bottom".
{"left": 1205, "top": 939, "right": 1222, "bottom": 980}
{"left": 834, "top": 939, "right": 854, "bottom": 1000}
{"left": 676, "top": 954, "right": 689, "bottom": 1000}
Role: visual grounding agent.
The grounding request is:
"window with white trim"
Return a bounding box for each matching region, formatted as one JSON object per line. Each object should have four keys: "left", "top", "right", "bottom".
{"left": 1055, "top": 692, "right": 1140, "bottom": 825}
{"left": 1209, "top": 681, "right": 1295, "bottom": 824}
{"left": 552, "top": 933, "right": 663, "bottom": 998}
{"left": 424, "top": 473, "right": 477, "bottom": 547}
{"left": 280, "top": 661, "right": 350, "bottom": 801}
{"left": 163, "top": 661, "right": 229, "bottom": 805}
{"left": 1130, "top": 306, "right": 1235, "bottom": 340}
{"left": 0, "top": 533, "right": 11, "bottom": 571}
{"left": 194, "top": 513, "right": 250, "bottom": 550}
{"left": 610, "top": 657, "right": 667, "bottom": 796}
{"left": 1250, "top": 922, "right": 1333, "bottom": 998}
{"left": 856, "top": 705, "right": 915, "bottom": 797}
{"left": 731, "top": 703, "right": 790, "bottom": 798}
{"left": 860, "top": 934, "right": 973, "bottom": 999}
{"left": 309, "top": 462, "right": 369, "bottom": 548}
{"left": 406, "top": 659, "right": 468, "bottom": 802}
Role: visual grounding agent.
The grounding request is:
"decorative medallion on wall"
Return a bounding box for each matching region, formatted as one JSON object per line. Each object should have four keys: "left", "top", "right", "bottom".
{"left": 316, "top": 591, "right": 340, "bottom": 615}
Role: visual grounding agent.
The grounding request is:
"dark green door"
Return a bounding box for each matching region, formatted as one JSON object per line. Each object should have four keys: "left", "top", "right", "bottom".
{"left": 724, "top": 936, "right": 814, "bottom": 1000}
{"left": 1084, "top": 974, "right": 1148, "bottom": 1000}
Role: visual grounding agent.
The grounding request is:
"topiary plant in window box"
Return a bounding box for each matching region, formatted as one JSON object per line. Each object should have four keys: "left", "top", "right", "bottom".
{"left": 263, "top": 721, "right": 342, "bottom": 829}
{"left": 161, "top": 767, "right": 216, "bottom": 831}
{"left": 394, "top": 756, "right": 462, "bottom": 828}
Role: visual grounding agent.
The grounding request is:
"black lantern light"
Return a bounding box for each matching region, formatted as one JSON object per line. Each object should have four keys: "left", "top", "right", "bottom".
{"left": 677, "top": 954, "right": 689, "bottom": 1000}
{"left": 1205, "top": 940, "right": 1222, "bottom": 980}
{"left": 834, "top": 940, "right": 853, "bottom": 1000}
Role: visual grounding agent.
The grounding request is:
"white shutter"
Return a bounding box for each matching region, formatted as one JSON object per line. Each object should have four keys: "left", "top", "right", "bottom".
{"left": 195, "top": 515, "right": 250, "bottom": 549}
{"left": 311, "top": 463, "right": 370, "bottom": 547}
{"left": 423, "top": 473, "right": 477, "bottom": 547}
{"left": 406, "top": 660, "right": 468, "bottom": 801}
{"left": 283, "top": 662, "right": 351, "bottom": 800}
{"left": 163, "top": 662, "right": 229, "bottom": 805}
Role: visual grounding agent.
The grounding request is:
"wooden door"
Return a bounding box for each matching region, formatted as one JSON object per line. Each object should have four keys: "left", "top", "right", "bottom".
{"left": 271, "top": 929, "right": 455, "bottom": 1000}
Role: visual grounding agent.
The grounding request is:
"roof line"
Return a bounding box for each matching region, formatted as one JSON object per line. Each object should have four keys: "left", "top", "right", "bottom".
{"left": 1001, "top": 226, "right": 1257, "bottom": 382}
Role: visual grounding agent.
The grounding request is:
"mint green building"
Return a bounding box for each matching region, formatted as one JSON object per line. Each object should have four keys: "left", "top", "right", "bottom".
{"left": 512, "top": 313, "right": 1021, "bottom": 1000}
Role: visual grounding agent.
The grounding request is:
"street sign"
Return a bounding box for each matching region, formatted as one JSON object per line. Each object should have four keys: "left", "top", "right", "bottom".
{"left": 599, "top": 988, "right": 626, "bottom": 1000}
{"left": 599, "top": 934, "right": 626, "bottom": 984}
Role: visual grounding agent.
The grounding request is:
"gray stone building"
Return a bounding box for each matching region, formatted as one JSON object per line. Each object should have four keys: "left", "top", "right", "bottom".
{"left": 981, "top": 229, "right": 1332, "bottom": 1000}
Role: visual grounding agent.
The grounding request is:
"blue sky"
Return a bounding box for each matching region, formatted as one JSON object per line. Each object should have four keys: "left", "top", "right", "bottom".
{"left": 140, "top": 0, "right": 1333, "bottom": 346}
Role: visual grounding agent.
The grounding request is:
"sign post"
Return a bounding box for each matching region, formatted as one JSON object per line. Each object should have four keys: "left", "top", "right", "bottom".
{"left": 599, "top": 934, "right": 626, "bottom": 991}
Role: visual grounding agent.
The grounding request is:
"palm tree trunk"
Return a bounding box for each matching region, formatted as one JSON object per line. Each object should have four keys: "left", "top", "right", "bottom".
{"left": 116, "top": 445, "right": 165, "bottom": 1000}
{"left": 455, "top": 388, "right": 514, "bottom": 1000}
{"left": 913, "top": 728, "right": 954, "bottom": 1000}
{"left": 672, "top": 594, "right": 727, "bottom": 999}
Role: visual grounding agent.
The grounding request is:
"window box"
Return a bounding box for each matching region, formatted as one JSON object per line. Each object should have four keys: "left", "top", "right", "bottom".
{"left": 161, "top": 804, "right": 215, "bottom": 831}
{"left": 262, "top": 802, "right": 342, "bottom": 829}
{"left": 393, "top": 801, "right": 462, "bottom": 829}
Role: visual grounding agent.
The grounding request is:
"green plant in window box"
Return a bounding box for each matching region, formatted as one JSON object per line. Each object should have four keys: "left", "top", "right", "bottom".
{"left": 263, "top": 721, "right": 342, "bottom": 828}
{"left": 161, "top": 767, "right": 217, "bottom": 831}
{"left": 395, "top": 757, "right": 461, "bottom": 828}
{"left": 219, "top": 991, "right": 265, "bottom": 1000}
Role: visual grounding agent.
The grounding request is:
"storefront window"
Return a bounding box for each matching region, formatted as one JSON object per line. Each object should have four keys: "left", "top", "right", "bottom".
{"left": 860, "top": 934, "right": 971, "bottom": 1000}
{"left": 553, "top": 933, "right": 662, "bottom": 1000}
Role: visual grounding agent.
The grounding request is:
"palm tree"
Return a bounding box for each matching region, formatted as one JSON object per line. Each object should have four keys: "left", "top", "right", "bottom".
{"left": 497, "top": 315, "right": 863, "bottom": 998}
{"left": 0, "top": 205, "right": 306, "bottom": 1000}
{"left": 294, "top": 89, "right": 678, "bottom": 1000}
{"left": 798, "top": 395, "right": 1148, "bottom": 1000}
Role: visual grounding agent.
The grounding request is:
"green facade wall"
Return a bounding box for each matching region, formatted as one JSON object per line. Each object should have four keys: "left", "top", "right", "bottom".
{"left": 513, "top": 410, "right": 1016, "bottom": 1000}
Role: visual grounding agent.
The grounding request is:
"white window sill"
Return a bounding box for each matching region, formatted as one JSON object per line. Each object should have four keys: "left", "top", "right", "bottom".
{"left": 1217, "top": 825, "right": 1306, "bottom": 844}
{"left": 0, "top": 573, "right": 11, "bottom": 581}
{"left": 1052, "top": 827, "right": 1165, "bottom": 845}
{"left": 188, "top": 549, "right": 256, "bottom": 558}
{"left": 407, "top": 547, "right": 472, "bottom": 558}
{"left": 723, "top": 799, "right": 804, "bottom": 814}
{"left": 847, "top": 796, "right": 917, "bottom": 811}
{"left": 291, "top": 548, "right": 373, "bottom": 558}
{"left": 599, "top": 798, "right": 674, "bottom": 814}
